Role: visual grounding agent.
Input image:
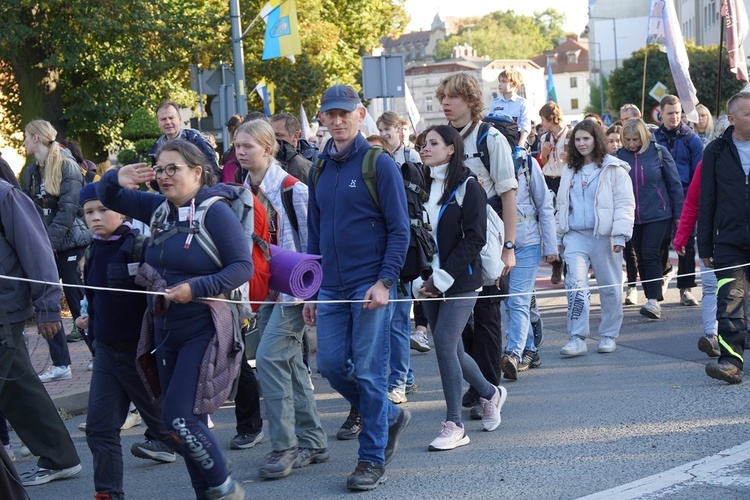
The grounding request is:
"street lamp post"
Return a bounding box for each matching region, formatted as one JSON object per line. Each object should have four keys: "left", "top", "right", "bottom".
{"left": 589, "top": 16, "right": 619, "bottom": 70}
{"left": 589, "top": 41, "right": 605, "bottom": 116}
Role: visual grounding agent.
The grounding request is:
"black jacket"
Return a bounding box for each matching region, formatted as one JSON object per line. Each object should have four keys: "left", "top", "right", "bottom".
{"left": 698, "top": 125, "right": 750, "bottom": 258}
{"left": 433, "top": 171, "right": 486, "bottom": 294}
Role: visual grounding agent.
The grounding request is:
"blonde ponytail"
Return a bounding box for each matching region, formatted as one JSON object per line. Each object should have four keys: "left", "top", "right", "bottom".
{"left": 25, "top": 120, "right": 64, "bottom": 196}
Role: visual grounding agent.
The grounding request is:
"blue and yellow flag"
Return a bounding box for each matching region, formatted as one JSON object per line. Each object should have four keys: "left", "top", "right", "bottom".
{"left": 261, "top": 0, "right": 301, "bottom": 60}
{"left": 253, "top": 80, "right": 275, "bottom": 116}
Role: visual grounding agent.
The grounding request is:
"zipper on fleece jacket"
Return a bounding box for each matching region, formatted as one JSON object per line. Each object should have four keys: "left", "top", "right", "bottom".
{"left": 634, "top": 153, "right": 641, "bottom": 224}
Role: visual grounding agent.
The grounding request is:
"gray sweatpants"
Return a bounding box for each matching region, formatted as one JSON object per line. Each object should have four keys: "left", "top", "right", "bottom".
{"left": 562, "top": 229, "right": 624, "bottom": 339}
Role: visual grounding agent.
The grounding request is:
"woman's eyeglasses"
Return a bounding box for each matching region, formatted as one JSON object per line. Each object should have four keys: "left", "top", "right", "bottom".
{"left": 152, "top": 163, "right": 188, "bottom": 178}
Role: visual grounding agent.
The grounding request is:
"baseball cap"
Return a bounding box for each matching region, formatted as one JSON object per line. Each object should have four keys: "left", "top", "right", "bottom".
{"left": 319, "top": 84, "right": 361, "bottom": 113}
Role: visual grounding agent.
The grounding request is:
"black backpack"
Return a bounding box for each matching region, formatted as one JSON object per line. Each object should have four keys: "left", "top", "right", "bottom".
{"left": 311, "top": 146, "right": 437, "bottom": 283}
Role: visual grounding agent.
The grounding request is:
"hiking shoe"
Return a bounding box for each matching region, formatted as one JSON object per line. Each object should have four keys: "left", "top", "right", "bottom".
{"left": 598, "top": 337, "right": 617, "bottom": 353}
{"left": 121, "top": 410, "right": 142, "bottom": 430}
{"left": 625, "top": 285, "right": 638, "bottom": 305}
{"left": 336, "top": 407, "right": 361, "bottom": 441}
{"left": 206, "top": 479, "right": 245, "bottom": 500}
{"left": 705, "top": 362, "right": 743, "bottom": 384}
{"left": 551, "top": 266, "right": 562, "bottom": 284}
{"left": 640, "top": 299, "right": 661, "bottom": 319}
{"left": 681, "top": 288, "right": 699, "bottom": 306}
{"left": 4, "top": 444, "right": 14, "bottom": 461}
{"left": 560, "top": 336, "right": 587, "bottom": 357}
{"left": 501, "top": 353, "right": 519, "bottom": 381}
{"left": 698, "top": 336, "right": 720, "bottom": 358}
{"left": 346, "top": 461, "right": 386, "bottom": 491}
{"left": 387, "top": 386, "right": 407, "bottom": 404}
{"left": 293, "top": 447, "right": 330, "bottom": 468}
{"left": 20, "top": 464, "right": 82, "bottom": 486}
{"left": 66, "top": 327, "right": 84, "bottom": 342}
{"left": 384, "top": 408, "right": 411, "bottom": 465}
{"left": 480, "top": 385, "right": 507, "bottom": 432}
{"left": 39, "top": 365, "right": 72, "bottom": 383}
{"left": 405, "top": 380, "right": 418, "bottom": 394}
{"left": 469, "top": 404, "right": 483, "bottom": 420}
{"left": 462, "top": 390, "right": 479, "bottom": 408}
{"left": 428, "top": 421, "right": 470, "bottom": 451}
{"left": 230, "top": 430, "right": 264, "bottom": 450}
{"left": 519, "top": 349, "right": 541, "bottom": 371}
{"left": 259, "top": 448, "right": 298, "bottom": 479}
{"left": 130, "top": 439, "right": 176, "bottom": 463}
{"left": 409, "top": 330, "right": 430, "bottom": 352}
{"left": 532, "top": 317, "right": 544, "bottom": 347}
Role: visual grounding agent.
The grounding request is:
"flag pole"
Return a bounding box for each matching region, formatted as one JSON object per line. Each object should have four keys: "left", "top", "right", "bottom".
{"left": 641, "top": 46, "right": 649, "bottom": 116}
{"left": 716, "top": 18, "right": 725, "bottom": 117}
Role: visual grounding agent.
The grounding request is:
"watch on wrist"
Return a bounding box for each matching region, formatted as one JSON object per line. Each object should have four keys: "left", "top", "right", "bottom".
{"left": 379, "top": 278, "right": 396, "bottom": 289}
{"left": 504, "top": 241, "right": 516, "bottom": 250}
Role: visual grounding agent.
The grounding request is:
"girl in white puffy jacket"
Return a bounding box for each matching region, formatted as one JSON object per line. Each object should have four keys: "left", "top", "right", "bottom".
{"left": 556, "top": 120, "right": 635, "bottom": 358}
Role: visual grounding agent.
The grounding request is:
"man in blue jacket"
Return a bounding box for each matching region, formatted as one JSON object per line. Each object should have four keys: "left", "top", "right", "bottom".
{"left": 0, "top": 179, "right": 83, "bottom": 486}
{"left": 303, "top": 84, "right": 411, "bottom": 491}
{"left": 653, "top": 94, "right": 704, "bottom": 307}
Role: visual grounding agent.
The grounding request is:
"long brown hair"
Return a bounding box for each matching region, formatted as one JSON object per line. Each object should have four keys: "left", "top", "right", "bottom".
{"left": 566, "top": 120, "right": 608, "bottom": 171}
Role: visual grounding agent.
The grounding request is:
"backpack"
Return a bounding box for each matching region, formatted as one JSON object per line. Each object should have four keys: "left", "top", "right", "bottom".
{"left": 311, "top": 146, "right": 437, "bottom": 283}
{"left": 149, "top": 185, "right": 272, "bottom": 315}
{"left": 445, "top": 178, "right": 505, "bottom": 285}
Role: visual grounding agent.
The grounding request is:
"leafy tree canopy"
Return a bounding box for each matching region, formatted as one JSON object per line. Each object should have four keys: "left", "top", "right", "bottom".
{"left": 434, "top": 9, "right": 567, "bottom": 61}
{"left": 608, "top": 42, "right": 746, "bottom": 122}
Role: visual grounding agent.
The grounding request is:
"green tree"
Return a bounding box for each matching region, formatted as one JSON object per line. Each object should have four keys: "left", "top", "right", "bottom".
{"left": 586, "top": 75, "right": 610, "bottom": 117}
{"left": 433, "top": 9, "right": 566, "bottom": 60}
{"left": 608, "top": 43, "right": 746, "bottom": 123}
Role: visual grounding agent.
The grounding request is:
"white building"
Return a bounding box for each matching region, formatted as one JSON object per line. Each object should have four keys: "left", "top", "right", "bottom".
{"left": 588, "top": 0, "right": 652, "bottom": 78}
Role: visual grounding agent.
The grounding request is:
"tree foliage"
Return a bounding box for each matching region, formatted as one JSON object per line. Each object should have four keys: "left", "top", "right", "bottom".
{"left": 608, "top": 43, "right": 746, "bottom": 122}
{"left": 0, "top": 0, "right": 408, "bottom": 160}
{"left": 433, "top": 9, "right": 567, "bottom": 61}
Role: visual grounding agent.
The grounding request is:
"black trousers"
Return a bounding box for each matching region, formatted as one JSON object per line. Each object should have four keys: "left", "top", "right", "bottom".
{"left": 632, "top": 219, "right": 672, "bottom": 300}
{"left": 0, "top": 321, "right": 80, "bottom": 470}
{"left": 713, "top": 244, "right": 750, "bottom": 369}
{"left": 462, "top": 284, "right": 503, "bottom": 392}
{"left": 234, "top": 350, "right": 263, "bottom": 435}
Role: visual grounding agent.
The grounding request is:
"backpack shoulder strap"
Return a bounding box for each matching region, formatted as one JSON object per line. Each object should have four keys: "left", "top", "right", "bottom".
{"left": 311, "top": 157, "right": 326, "bottom": 190}
{"left": 280, "top": 174, "right": 300, "bottom": 234}
{"left": 362, "top": 146, "right": 382, "bottom": 211}
{"left": 191, "top": 196, "right": 225, "bottom": 268}
{"left": 131, "top": 234, "right": 147, "bottom": 264}
{"left": 475, "top": 122, "right": 492, "bottom": 173}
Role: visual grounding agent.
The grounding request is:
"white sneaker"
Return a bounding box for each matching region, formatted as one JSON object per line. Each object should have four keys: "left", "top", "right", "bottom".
{"left": 480, "top": 385, "right": 507, "bottom": 432}
{"left": 4, "top": 444, "right": 14, "bottom": 461}
{"left": 87, "top": 359, "right": 94, "bottom": 371}
{"left": 428, "top": 421, "right": 470, "bottom": 451}
{"left": 19, "top": 444, "right": 31, "bottom": 457}
{"left": 207, "top": 415, "right": 214, "bottom": 429}
{"left": 78, "top": 422, "right": 86, "bottom": 432}
{"left": 387, "top": 386, "right": 407, "bottom": 404}
{"left": 121, "top": 410, "right": 143, "bottom": 430}
{"left": 598, "top": 337, "right": 617, "bottom": 353}
{"left": 39, "top": 365, "right": 72, "bottom": 383}
{"left": 560, "top": 336, "right": 587, "bottom": 357}
{"left": 409, "top": 330, "right": 431, "bottom": 352}
{"left": 640, "top": 299, "right": 661, "bottom": 319}
{"left": 624, "top": 286, "right": 638, "bottom": 305}
{"left": 680, "top": 288, "right": 699, "bottom": 306}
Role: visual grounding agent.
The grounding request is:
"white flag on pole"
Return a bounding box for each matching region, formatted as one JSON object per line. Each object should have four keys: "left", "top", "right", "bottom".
{"left": 404, "top": 83, "right": 422, "bottom": 133}
{"left": 300, "top": 104, "right": 312, "bottom": 142}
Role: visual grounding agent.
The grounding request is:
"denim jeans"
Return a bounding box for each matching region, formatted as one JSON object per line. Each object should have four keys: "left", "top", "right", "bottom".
{"left": 388, "top": 289, "right": 413, "bottom": 390}
{"left": 316, "top": 284, "right": 400, "bottom": 466}
{"left": 256, "top": 303, "right": 326, "bottom": 452}
{"left": 698, "top": 258, "right": 718, "bottom": 337}
{"left": 503, "top": 245, "right": 541, "bottom": 358}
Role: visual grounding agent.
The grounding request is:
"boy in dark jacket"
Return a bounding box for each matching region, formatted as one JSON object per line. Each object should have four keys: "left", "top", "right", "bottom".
{"left": 79, "top": 183, "right": 180, "bottom": 500}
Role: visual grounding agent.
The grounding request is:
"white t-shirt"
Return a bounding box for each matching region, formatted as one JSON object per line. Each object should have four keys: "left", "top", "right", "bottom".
{"left": 393, "top": 144, "right": 421, "bottom": 165}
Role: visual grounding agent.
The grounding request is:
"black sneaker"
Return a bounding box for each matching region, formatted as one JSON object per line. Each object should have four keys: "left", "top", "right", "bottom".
{"left": 293, "top": 447, "right": 330, "bottom": 468}
{"left": 20, "top": 464, "right": 82, "bottom": 486}
{"left": 532, "top": 317, "right": 544, "bottom": 347}
{"left": 259, "top": 448, "right": 298, "bottom": 479}
{"left": 66, "top": 327, "right": 84, "bottom": 343}
{"left": 384, "top": 408, "right": 411, "bottom": 465}
{"left": 336, "top": 407, "right": 361, "bottom": 441}
{"left": 697, "top": 336, "right": 720, "bottom": 357}
{"left": 469, "top": 403, "right": 482, "bottom": 420}
{"left": 461, "top": 390, "right": 479, "bottom": 408}
{"left": 230, "top": 430, "right": 264, "bottom": 449}
{"left": 346, "top": 461, "right": 386, "bottom": 491}
{"left": 501, "top": 353, "right": 519, "bottom": 381}
{"left": 705, "top": 362, "right": 744, "bottom": 384}
{"left": 130, "top": 440, "right": 176, "bottom": 463}
{"left": 519, "top": 349, "right": 541, "bottom": 371}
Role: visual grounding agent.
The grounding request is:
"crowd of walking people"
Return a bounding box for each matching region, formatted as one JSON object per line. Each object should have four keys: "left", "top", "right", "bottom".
{"left": 0, "top": 70, "right": 748, "bottom": 499}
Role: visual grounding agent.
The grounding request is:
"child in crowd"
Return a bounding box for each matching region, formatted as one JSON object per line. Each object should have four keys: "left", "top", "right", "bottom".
{"left": 489, "top": 69, "right": 531, "bottom": 150}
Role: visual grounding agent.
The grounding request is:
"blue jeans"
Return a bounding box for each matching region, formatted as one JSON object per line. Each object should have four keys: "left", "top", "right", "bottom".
{"left": 503, "top": 245, "right": 541, "bottom": 358}
{"left": 388, "top": 289, "right": 413, "bottom": 390}
{"left": 316, "top": 284, "right": 400, "bottom": 466}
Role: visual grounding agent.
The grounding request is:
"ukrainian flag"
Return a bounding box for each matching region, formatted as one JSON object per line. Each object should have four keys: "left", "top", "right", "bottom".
{"left": 261, "top": 0, "right": 301, "bottom": 60}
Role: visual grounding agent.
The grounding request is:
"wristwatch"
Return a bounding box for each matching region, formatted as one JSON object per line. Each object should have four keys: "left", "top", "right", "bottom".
{"left": 504, "top": 241, "right": 516, "bottom": 250}
{"left": 379, "top": 278, "right": 396, "bottom": 289}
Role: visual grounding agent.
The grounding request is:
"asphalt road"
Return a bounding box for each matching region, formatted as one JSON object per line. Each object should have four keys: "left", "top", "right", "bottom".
{"left": 14, "top": 279, "right": 750, "bottom": 499}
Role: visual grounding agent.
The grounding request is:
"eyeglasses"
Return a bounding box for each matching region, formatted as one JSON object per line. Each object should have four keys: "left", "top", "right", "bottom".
{"left": 152, "top": 163, "right": 188, "bottom": 178}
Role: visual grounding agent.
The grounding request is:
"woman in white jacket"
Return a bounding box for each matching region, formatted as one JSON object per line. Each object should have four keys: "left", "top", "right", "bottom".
{"left": 557, "top": 120, "right": 635, "bottom": 357}
{"left": 234, "top": 120, "right": 329, "bottom": 479}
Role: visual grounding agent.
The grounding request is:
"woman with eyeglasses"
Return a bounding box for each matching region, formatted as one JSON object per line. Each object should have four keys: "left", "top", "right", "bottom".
{"left": 97, "top": 139, "right": 252, "bottom": 500}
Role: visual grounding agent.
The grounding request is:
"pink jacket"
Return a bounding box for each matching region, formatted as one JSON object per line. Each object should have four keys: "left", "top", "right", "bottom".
{"left": 673, "top": 160, "right": 702, "bottom": 251}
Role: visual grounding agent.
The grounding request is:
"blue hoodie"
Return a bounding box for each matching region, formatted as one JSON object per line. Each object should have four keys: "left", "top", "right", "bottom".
{"left": 97, "top": 170, "right": 253, "bottom": 329}
{"left": 652, "top": 122, "right": 704, "bottom": 194}
{"left": 307, "top": 134, "right": 409, "bottom": 290}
